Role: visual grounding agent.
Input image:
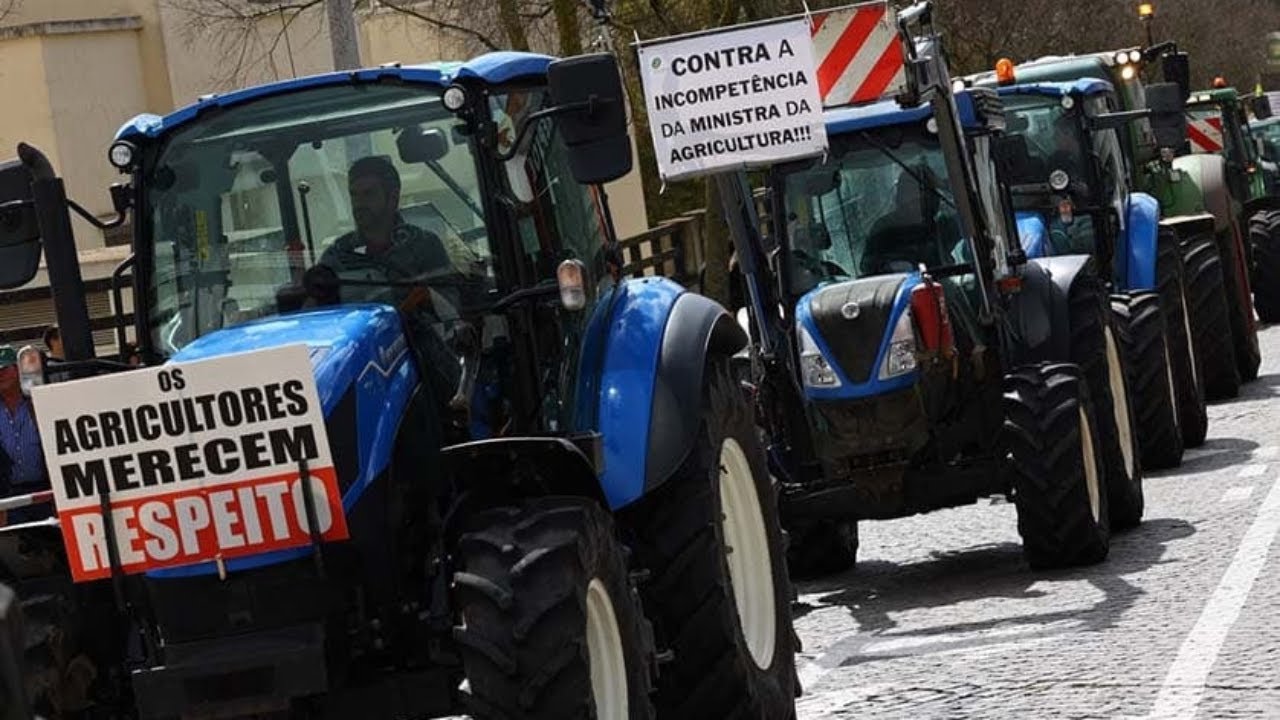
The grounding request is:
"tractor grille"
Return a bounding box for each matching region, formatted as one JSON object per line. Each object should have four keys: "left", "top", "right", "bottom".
{"left": 810, "top": 275, "right": 907, "bottom": 383}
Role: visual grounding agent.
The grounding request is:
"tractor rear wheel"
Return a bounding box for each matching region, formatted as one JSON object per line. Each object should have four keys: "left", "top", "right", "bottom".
{"left": 1250, "top": 210, "right": 1280, "bottom": 323}
{"left": 453, "top": 498, "right": 656, "bottom": 720}
{"left": 1216, "top": 225, "right": 1261, "bottom": 382}
{"left": 624, "top": 359, "right": 796, "bottom": 718}
{"left": 785, "top": 520, "right": 859, "bottom": 579}
{"left": 1183, "top": 233, "right": 1241, "bottom": 400}
{"left": 1068, "top": 271, "right": 1142, "bottom": 528}
{"left": 1004, "top": 363, "right": 1110, "bottom": 569}
{"left": 1111, "top": 293, "right": 1183, "bottom": 476}
{"left": 1156, "top": 228, "right": 1207, "bottom": 447}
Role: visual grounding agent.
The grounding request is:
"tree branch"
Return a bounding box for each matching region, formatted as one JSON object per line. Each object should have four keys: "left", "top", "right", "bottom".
{"left": 374, "top": 0, "right": 502, "bottom": 51}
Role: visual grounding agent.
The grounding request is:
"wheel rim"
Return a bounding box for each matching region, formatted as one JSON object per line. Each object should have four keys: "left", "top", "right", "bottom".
{"left": 585, "top": 578, "right": 628, "bottom": 720}
{"left": 718, "top": 437, "right": 778, "bottom": 670}
{"left": 1180, "top": 281, "right": 1200, "bottom": 390}
{"left": 1164, "top": 344, "right": 1180, "bottom": 432}
{"left": 1104, "top": 326, "right": 1136, "bottom": 479}
{"left": 1079, "top": 408, "right": 1102, "bottom": 523}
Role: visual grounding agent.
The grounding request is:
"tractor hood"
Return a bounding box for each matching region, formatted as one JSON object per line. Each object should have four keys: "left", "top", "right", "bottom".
{"left": 169, "top": 305, "right": 410, "bottom": 417}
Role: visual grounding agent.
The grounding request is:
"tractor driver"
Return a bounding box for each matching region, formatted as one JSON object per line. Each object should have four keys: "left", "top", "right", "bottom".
{"left": 314, "top": 156, "right": 463, "bottom": 407}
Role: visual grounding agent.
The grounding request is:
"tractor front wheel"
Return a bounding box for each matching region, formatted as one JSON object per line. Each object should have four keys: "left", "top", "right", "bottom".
{"left": 1250, "top": 210, "right": 1280, "bottom": 323}
{"left": 1003, "top": 363, "right": 1111, "bottom": 569}
{"left": 453, "top": 498, "right": 656, "bottom": 720}
{"left": 1183, "top": 233, "right": 1241, "bottom": 400}
{"left": 1111, "top": 293, "right": 1183, "bottom": 475}
{"left": 625, "top": 359, "right": 796, "bottom": 718}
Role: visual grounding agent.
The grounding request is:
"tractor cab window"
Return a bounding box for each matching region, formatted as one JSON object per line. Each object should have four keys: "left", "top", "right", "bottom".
{"left": 143, "top": 83, "right": 495, "bottom": 356}
{"left": 1002, "top": 96, "right": 1091, "bottom": 193}
{"left": 780, "top": 127, "right": 965, "bottom": 296}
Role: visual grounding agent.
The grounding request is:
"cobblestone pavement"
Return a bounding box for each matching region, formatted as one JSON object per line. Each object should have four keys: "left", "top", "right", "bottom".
{"left": 793, "top": 324, "right": 1280, "bottom": 720}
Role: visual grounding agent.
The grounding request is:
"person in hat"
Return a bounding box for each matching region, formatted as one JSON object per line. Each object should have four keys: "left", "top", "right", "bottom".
{"left": 0, "top": 345, "right": 47, "bottom": 525}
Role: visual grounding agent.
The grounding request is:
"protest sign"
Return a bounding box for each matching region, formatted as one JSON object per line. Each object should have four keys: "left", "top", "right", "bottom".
{"left": 637, "top": 18, "right": 828, "bottom": 181}
{"left": 32, "top": 344, "right": 347, "bottom": 582}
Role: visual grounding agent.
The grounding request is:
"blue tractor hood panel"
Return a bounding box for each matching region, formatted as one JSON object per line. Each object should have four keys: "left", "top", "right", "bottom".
{"left": 996, "top": 79, "right": 1113, "bottom": 100}
{"left": 796, "top": 273, "right": 921, "bottom": 401}
{"left": 116, "top": 52, "right": 554, "bottom": 142}
{"left": 152, "top": 305, "right": 419, "bottom": 579}
{"left": 824, "top": 91, "right": 984, "bottom": 135}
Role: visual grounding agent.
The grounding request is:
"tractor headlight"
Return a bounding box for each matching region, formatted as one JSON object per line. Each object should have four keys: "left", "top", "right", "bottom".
{"left": 443, "top": 85, "right": 468, "bottom": 111}
{"left": 1049, "top": 169, "right": 1071, "bottom": 191}
{"left": 1060, "top": 95, "right": 1075, "bottom": 110}
{"left": 108, "top": 141, "right": 136, "bottom": 171}
{"left": 798, "top": 323, "right": 841, "bottom": 388}
{"left": 879, "top": 308, "right": 918, "bottom": 380}
{"left": 1121, "top": 65, "right": 1137, "bottom": 80}
{"left": 1128, "top": 49, "right": 1143, "bottom": 64}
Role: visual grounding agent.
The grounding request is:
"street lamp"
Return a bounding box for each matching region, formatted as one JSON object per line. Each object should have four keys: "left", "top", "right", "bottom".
{"left": 1138, "top": 2, "right": 1156, "bottom": 47}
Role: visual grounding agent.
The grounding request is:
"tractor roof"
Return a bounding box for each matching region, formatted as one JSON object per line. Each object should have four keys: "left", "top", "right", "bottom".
{"left": 824, "top": 90, "right": 987, "bottom": 135}
{"left": 993, "top": 50, "right": 1141, "bottom": 86}
{"left": 115, "top": 51, "right": 552, "bottom": 142}
{"left": 996, "top": 79, "right": 1113, "bottom": 100}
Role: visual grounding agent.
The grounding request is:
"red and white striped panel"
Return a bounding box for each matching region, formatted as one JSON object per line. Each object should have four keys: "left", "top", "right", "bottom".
{"left": 1187, "top": 115, "right": 1224, "bottom": 154}
{"left": 810, "top": 1, "right": 907, "bottom": 108}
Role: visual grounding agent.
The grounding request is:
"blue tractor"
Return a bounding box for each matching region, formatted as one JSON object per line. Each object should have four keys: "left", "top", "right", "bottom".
{"left": 727, "top": 3, "right": 1141, "bottom": 577}
{"left": 0, "top": 51, "right": 797, "bottom": 718}
{"left": 986, "top": 77, "right": 1207, "bottom": 470}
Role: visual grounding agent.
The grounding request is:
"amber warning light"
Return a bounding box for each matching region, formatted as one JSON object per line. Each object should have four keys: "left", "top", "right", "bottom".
{"left": 996, "top": 58, "right": 1016, "bottom": 85}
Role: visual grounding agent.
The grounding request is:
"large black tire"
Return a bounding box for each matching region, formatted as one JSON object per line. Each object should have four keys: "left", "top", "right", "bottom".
{"left": 1003, "top": 363, "right": 1110, "bottom": 569}
{"left": 1111, "top": 293, "right": 1183, "bottom": 475}
{"left": 1156, "top": 228, "right": 1208, "bottom": 447}
{"left": 785, "top": 520, "right": 859, "bottom": 579}
{"left": 1183, "top": 234, "right": 1241, "bottom": 400}
{"left": 1068, "top": 271, "right": 1142, "bottom": 528}
{"left": 1250, "top": 210, "right": 1280, "bottom": 323}
{"left": 1215, "top": 226, "right": 1261, "bottom": 382}
{"left": 623, "top": 360, "right": 796, "bottom": 718}
{"left": 453, "top": 498, "right": 656, "bottom": 720}
{"left": 0, "top": 584, "right": 26, "bottom": 720}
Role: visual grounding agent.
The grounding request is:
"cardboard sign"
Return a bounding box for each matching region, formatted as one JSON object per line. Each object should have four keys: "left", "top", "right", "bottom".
{"left": 637, "top": 17, "right": 828, "bottom": 181}
{"left": 32, "top": 344, "right": 347, "bottom": 582}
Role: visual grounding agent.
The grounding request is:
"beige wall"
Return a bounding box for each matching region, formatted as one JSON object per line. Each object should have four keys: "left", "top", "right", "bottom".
{"left": 0, "top": 36, "right": 59, "bottom": 171}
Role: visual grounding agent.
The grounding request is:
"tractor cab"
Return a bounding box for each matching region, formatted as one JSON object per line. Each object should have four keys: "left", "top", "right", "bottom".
{"left": 1184, "top": 87, "right": 1274, "bottom": 205}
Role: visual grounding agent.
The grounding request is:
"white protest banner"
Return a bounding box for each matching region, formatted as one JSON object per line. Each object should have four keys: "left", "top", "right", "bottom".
{"left": 32, "top": 344, "right": 347, "bottom": 582}
{"left": 637, "top": 18, "right": 828, "bottom": 181}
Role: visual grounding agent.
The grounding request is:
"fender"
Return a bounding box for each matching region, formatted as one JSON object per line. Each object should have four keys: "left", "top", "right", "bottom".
{"left": 1015, "top": 211, "right": 1049, "bottom": 259}
{"left": 1006, "top": 254, "right": 1095, "bottom": 367}
{"left": 439, "top": 437, "right": 607, "bottom": 508}
{"left": 590, "top": 277, "right": 746, "bottom": 510}
{"left": 1173, "top": 153, "right": 1232, "bottom": 233}
{"left": 1159, "top": 212, "right": 1217, "bottom": 242}
{"left": 1122, "top": 192, "right": 1160, "bottom": 291}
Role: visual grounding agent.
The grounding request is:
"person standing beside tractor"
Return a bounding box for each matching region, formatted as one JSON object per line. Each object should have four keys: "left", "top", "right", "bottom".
{"left": 0, "top": 346, "right": 48, "bottom": 526}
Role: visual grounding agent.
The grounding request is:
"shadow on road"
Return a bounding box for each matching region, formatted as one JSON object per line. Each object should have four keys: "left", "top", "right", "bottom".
{"left": 792, "top": 517, "right": 1196, "bottom": 664}
{"left": 1208, "top": 372, "right": 1280, "bottom": 404}
{"left": 1154, "top": 436, "right": 1261, "bottom": 476}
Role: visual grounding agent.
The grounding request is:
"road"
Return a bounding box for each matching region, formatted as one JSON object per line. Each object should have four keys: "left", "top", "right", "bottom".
{"left": 793, "top": 324, "right": 1280, "bottom": 720}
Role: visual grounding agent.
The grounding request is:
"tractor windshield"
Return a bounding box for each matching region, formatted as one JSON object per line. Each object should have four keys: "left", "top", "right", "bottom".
{"left": 1001, "top": 95, "right": 1090, "bottom": 191}
{"left": 779, "top": 127, "right": 963, "bottom": 294}
{"left": 140, "top": 82, "right": 492, "bottom": 354}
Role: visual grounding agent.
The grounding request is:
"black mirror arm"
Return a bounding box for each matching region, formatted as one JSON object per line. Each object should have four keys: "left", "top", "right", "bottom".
{"left": 1087, "top": 109, "right": 1152, "bottom": 131}
{"left": 493, "top": 96, "right": 612, "bottom": 162}
{"left": 66, "top": 197, "right": 127, "bottom": 231}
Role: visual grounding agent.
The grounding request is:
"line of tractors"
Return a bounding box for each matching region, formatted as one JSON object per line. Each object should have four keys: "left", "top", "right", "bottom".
{"left": 0, "top": 2, "right": 1276, "bottom": 718}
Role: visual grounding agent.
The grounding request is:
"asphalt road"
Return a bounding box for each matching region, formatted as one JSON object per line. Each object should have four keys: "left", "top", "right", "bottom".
{"left": 792, "top": 324, "right": 1280, "bottom": 719}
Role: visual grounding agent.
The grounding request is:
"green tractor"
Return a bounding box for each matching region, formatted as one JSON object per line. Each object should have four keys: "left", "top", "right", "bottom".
{"left": 1183, "top": 84, "right": 1280, "bottom": 323}
{"left": 1005, "top": 48, "right": 1258, "bottom": 399}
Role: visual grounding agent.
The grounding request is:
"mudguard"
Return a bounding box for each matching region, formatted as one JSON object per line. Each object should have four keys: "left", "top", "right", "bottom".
{"left": 152, "top": 305, "right": 417, "bottom": 577}
{"left": 1244, "top": 195, "right": 1280, "bottom": 217}
{"left": 592, "top": 277, "right": 747, "bottom": 510}
{"left": 1121, "top": 192, "right": 1161, "bottom": 292}
{"left": 440, "top": 437, "right": 607, "bottom": 506}
{"left": 1159, "top": 212, "right": 1217, "bottom": 242}
{"left": 1173, "top": 153, "right": 1232, "bottom": 232}
{"left": 1016, "top": 211, "right": 1049, "bottom": 258}
{"left": 1006, "top": 255, "right": 1095, "bottom": 367}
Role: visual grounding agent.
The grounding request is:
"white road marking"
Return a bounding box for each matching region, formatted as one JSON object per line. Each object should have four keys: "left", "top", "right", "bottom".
{"left": 1148, "top": 475, "right": 1280, "bottom": 719}
{"left": 1219, "top": 486, "right": 1255, "bottom": 503}
{"left": 1237, "top": 463, "right": 1268, "bottom": 478}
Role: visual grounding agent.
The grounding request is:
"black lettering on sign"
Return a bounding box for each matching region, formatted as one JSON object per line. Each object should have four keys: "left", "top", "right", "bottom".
{"left": 62, "top": 461, "right": 106, "bottom": 500}
{"left": 75, "top": 415, "right": 100, "bottom": 453}
{"left": 242, "top": 386, "right": 267, "bottom": 424}
{"left": 218, "top": 391, "right": 244, "bottom": 427}
{"left": 137, "top": 450, "right": 175, "bottom": 487}
{"left": 109, "top": 455, "right": 140, "bottom": 491}
{"left": 157, "top": 368, "right": 185, "bottom": 392}
{"left": 205, "top": 438, "right": 241, "bottom": 475}
{"left": 54, "top": 419, "right": 78, "bottom": 455}
{"left": 174, "top": 443, "right": 204, "bottom": 481}
{"left": 159, "top": 401, "right": 185, "bottom": 436}
{"left": 281, "top": 380, "right": 308, "bottom": 416}
{"left": 269, "top": 425, "right": 318, "bottom": 464}
{"left": 137, "top": 405, "right": 161, "bottom": 441}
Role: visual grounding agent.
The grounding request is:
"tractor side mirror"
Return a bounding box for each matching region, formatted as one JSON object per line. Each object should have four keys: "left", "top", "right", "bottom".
{"left": 1145, "top": 82, "right": 1187, "bottom": 148}
{"left": 0, "top": 159, "right": 43, "bottom": 290}
{"left": 548, "top": 53, "right": 632, "bottom": 185}
{"left": 397, "top": 126, "right": 449, "bottom": 164}
{"left": 1251, "top": 95, "right": 1273, "bottom": 120}
{"left": 1161, "top": 52, "right": 1191, "bottom": 100}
